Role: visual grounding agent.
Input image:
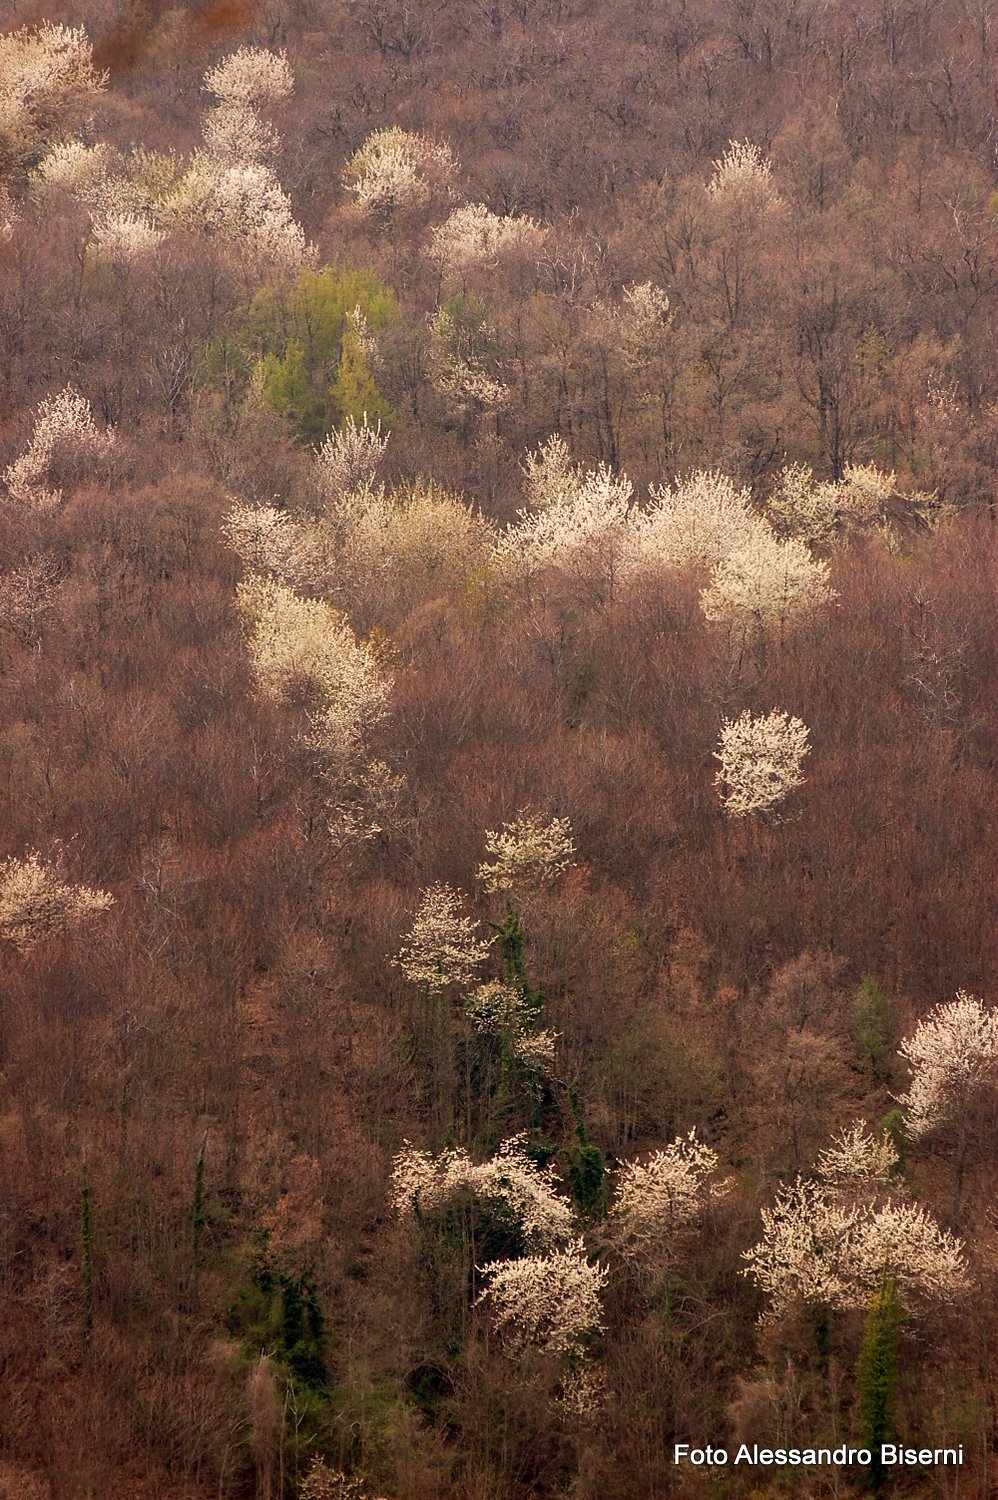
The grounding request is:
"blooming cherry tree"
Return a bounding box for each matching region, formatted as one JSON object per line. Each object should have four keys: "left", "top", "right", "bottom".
{"left": 475, "top": 813, "right": 576, "bottom": 894}
{"left": 714, "top": 710, "right": 811, "bottom": 819}
{"left": 0, "top": 23, "right": 107, "bottom": 177}
{"left": 391, "top": 1135, "right": 575, "bottom": 1249}
{"left": 816, "top": 1121, "right": 898, "bottom": 1185}
{"left": 743, "top": 1180, "right": 967, "bottom": 1319}
{"left": 235, "top": 575, "right": 390, "bottom": 760}
{"left": 707, "top": 140, "right": 778, "bottom": 206}
{"left": 465, "top": 980, "right": 559, "bottom": 1074}
{"left": 609, "top": 1129, "right": 732, "bottom": 1259}
{"left": 896, "top": 991, "right": 998, "bottom": 1139}
{"left": 429, "top": 202, "right": 543, "bottom": 278}
{"left": 0, "top": 852, "right": 113, "bottom": 950}
{"left": 3, "top": 387, "right": 116, "bottom": 510}
{"left": 700, "top": 527, "right": 835, "bottom": 627}
{"left": 343, "top": 127, "right": 455, "bottom": 216}
{"left": 394, "top": 883, "right": 492, "bottom": 988}
{"left": 475, "top": 1238, "right": 607, "bottom": 1355}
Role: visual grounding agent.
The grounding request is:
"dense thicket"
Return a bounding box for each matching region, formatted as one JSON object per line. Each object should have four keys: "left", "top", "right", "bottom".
{"left": 0, "top": 2, "right": 997, "bottom": 1497}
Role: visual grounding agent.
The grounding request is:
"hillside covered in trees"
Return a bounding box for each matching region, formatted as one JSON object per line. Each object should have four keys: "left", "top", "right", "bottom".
{"left": 1, "top": 1, "right": 997, "bottom": 1496}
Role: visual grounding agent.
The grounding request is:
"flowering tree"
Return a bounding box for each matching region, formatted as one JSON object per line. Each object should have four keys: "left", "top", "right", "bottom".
{"left": 475, "top": 813, "right": 576, "bottom": 894}
{"left": 494, "top": 463, "right": 632, "bottom": 588}
{"left": 0, "top": 852, "right": 113, "bottom": 950}
{"left": 700, "top": 528, "right": 835, "bottom": 628}
{"left": 0, "top": 23, "right": 107, "bottom": 178}
{"left": 714, "top": 710, "right": 811, "bottom": 819}
{"left": 342, "top": 127, "right": 455, "bottom": 216}
{"left": 521, "top": 435, "right": 580, "bottom": 511}
{"left": 896, "top": 991, "right": 998, "bottom": 1140}
{"left": 222, "top": 505, "right": 323, "bottom": 589}
{"left": 202, "top": 47, "right": 294, "bottom": 108}
{"left": 608, "top": 1130, "right": 732, "bottom": 1261}
{"left": 235, "top": 575, "right": 390, "bottom": 760}
{"left": 743, "top": 1180, "right": 967, "bottom": 1320}
{"left": 707, "top": 140, "right": 778, "bottom": 206}
{"left": 160, "top": 154, "right": 313, "bottom": 273}
{"left": 475, "top": 1239, "right": 607, "bottom": 1355}
{"left": 767, "top": 462, "right": 945, "bottom": 547}
{"left": 429, "top": 202, "right": 543, "bottom": 279}
{"left": 621, "top": 469, "right": 761, "bottom": 576}
{"left": 394, "top": 883, "right": 492, "bottom": 988}
{"left": 465, "top": 980, "right": 558, "bottom": 1074}
{"left": 391, "top": 1135, "right": 575, "bottom": 1249}
{"left": 315, "top": 415, "right": 390, "bottom": 505}
{"left": 3, "top": 387, "right": 116, "bottom": 510}
{"left": 816, "top": 1121, "right": 898, "bottom": 1185}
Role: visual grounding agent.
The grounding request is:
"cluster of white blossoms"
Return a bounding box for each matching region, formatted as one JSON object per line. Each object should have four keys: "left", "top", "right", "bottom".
{"left": 235, "top": 575, "right": 390, "bottom": 760}
{"left": 767, "top": 461, "right": 944, "bottom": 547}
{"left": 494, "top": 462, "right": 632, "bottom": 583}
{"left": 315, "top": 414, "right": 390, "bottom": 506}
{"left": 343, "top": 127, "right": 456, "bottom": 216}
{"left": 608, "top": 1130, "right": 732, "bottom": 1258}
{"left": 714, "top": 709, "right": 811, "bottom": 819}
{"left": 3, "top": 387, "right": 116, "bottom": 511}
{"left": 222, "top": 504, "right": 325, "bottom": 590}
{"left": 159, "top": 150, "right": 313, "bottom": 273}
{"left": 33, "top": 137, "right": 167, "bottom": 264}
{"left": 394, "top": 882, "right": 493, "bottom": 988}
{"left": 498, "top": 454, "right": 835, "bottom": 626}
{"left": 521, "top": 434, "right": 580, "bottom": 511}
{"left": 700, "top": 527, "right": 834, "bottom": 626}
{"left": 0, "top": 852, "right": 113, "bottom": 951}
{"left": 707, "top": 139, "right": 779, "bottom": 206}
{"left": 475, "top": 812, "right": 576, "bottom": 894}
{"left": 465, "top": 980, "right": 559, "bottom": 1073}
{"left": 0, "top": 23, "right": 107, "bottom": 177}
{"left": 618, "top": 281, "right": 672, "bottom": 366}
{"left": 816, "top": 1120, "right": 898, "bottom": 1185}
{"left": 743, "top": 1178, "right": 967, "bottom": 1320}
{"left": 896, "top": 991, "right": 998, "bottom": 1140}
{"left": 475, "top": 1239, "right": 608, "bottom": 1356}
{"left": 391, "top": 1135, "right": 575, "bottom": 1248}
{"left": 429, "top": 202, "right": 543, "bottom": 277}
{"left": 200, "top": 45, "right": 292, "bottom": 171}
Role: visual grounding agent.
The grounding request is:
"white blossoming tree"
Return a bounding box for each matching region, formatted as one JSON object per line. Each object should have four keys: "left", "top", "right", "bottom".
{"left": 621, "top": 469, "right": 761, "bottom": 577}
{"left": 0, "top": 852, "right": 113, "bottom": 950}
{"left": 235, "top": 575, "right": 390, "bottom": 761}
{"left": 707, "top": 140, "right": 778, "bottom": 206}
{"left": 394, "top": 883, "right": 493, "bottom": 989}
{"left": 475, "top": 1238, "right": 608, "bottom": 1356}
{"left": 465, "top": 979, "right": 559, "bottom": 1075}
{"left": 743, "top": 1179, "right": 967, "bottom": 1321}
{"left": 343, "top": 127, "right": 455, "bottom": 217}
{"left": 3, "top": 387, "right": 117, "bottom": 510}
{"left": 0, "top": 23, "right": 107, "bottom": 178}
{"left": 202, "top": 47, "right": 294, "bottom": 109}
{"left": 429, "top": 202, "right": 543, "bottom": 280}
{"left": 714, "top": 710, "right": 811, "bottom": 819}
{"left": 816, "top": 1121, "right": 898, "bottom": 1185}
{"left": 391, "top": 1135, "right": 575, "bottom": 1249}
{"left": 608, "top": 1129, "right": 732, "bottom": 1265}
{"left": 475, "top": 813, "right": 576, "bottom": 895}
{"left": 700, "top": 528, "right": 836, "bottom": 629}
{"left": 896, "top": 991, "right": 998, "bottom": 1141}
{"left": 315, "top": 415, "right": 390, "bottom": 506}
{"left": 494, "top": 463, "right": 633, "bottom": 592}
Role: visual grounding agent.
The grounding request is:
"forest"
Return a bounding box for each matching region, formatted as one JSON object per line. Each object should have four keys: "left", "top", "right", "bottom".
{"left": 0, "top": 0, "right": 997, "bottom": 1495}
